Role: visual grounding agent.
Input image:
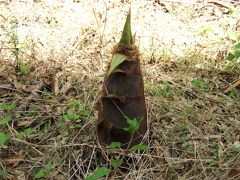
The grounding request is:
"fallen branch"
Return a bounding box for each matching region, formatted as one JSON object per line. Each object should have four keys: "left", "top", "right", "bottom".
{"left": 2, "top": 157, "right": 41, "bottom": 164}
{"left": 224, "top": 78, "right": 240, "bottom": 93}
{"left": 208, "top": 1, "right": 233, "bottom": 9}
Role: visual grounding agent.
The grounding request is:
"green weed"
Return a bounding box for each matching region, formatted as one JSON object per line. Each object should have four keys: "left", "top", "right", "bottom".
{"left": 85, "top": 116, "right": 150, "bottom": 179}
{"left": 0, "top": 102, "right": 16, "bottom": 111}
{"left": 85, "top": 167, "right": 110, "bottom": 180}
{"left": 183, "top": 105, "right": 192, "bottom": 120}
{"left": 0, "top": 169, "right": 6, "bottom": 177}
{"left": 150, "top": 48, "right": 172, "bottom": 63}
{"left": 225, "top": 42, "right": 240, "bottom": 72}
{"left": 123, "top": 116, "right": 143, "bottom": 133}
{"left": 57, "top": 100, "right": 90, "bottom": 135}
{"left": 146, "top": 81, "right": 175, "bottom": 99}
{"left": 34, "top": 162, "right": 52, "bottom": 179}
{"left": 0, "top": 132, "right": 10, "bottom": 146}
{"left": 209, "top": 141, "right": 220, "bottom": 169}
{"left": 108, "top": 141, "right": 122, "bottom": 149}
{"left": 0, "top": 115, "right": 12, "bottom": 126}
{"left": 191, "top": 78, "right": 210, "bottom": 92}
{"left": 111, "top": 159, "right": 123, "bottom": 169}
{"left": 42, "top": 88, "right": 54, "bottom": 99}
{"left": 0, "top": 17, "right": 31, "bottom": 76}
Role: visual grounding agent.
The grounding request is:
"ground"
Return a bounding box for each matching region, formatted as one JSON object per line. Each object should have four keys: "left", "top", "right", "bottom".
{"left": 0, "top": 0, "right": 240, "bottom": 179}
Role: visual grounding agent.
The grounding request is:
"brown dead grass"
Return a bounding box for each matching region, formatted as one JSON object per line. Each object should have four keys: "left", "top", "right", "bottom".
{"left": 0, "top": 0, "right": 240, "bottom": 179}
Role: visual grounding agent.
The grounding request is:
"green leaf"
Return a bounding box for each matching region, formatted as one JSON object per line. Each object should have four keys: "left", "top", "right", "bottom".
{"left": 111, "top": 159, "right": 123, "bottom": 169}
{"left": 234, "top": 50, "right": 240, "bottom": 59}
{"left": 0, "top": 115, "right": 12, "bottom": 125}
{"left": 18, "top": 132, "right": 25, "bottom": 140}
{"left": 226, "top": 53, "right": 235, "bottom": 61}
{"left": 235, "top": 42, "right": 240, "bottom": 49}
{"left": 24, "top": 128, "right": 33, "bottom": 134}
{"left": 34, "top": 170, "right": 45, "bottom": 179}
{"left": 0, "top": 168, "right": 5, "bottom": 177}
{"left": 79, "top": 107, "right": 90, "bottom": 119}
{"left": 130, "top": 144, "right": 150, "bottom": 152}
{"left": 123, "top": 117, "right": 143, "bottom": 133}
{"left": 227, "top": 8, "right": 235, "bottom": 15}
{"left": 108, "top": 142, "right": 122, "bottom": 149}
{"left": 68, "top": 100, "right": 80, "bottom": 108}
{"left": 107, "top": 53, "right": 127, "bottom": 77}
{"left": 44, "top": 162, "right": 52, "bottom": 174}
{"left": 231, "top": 142, "right": 240, "bottom": 153}
{"left": 0, "top": 103, "right": 16, "bottom": 111}
{"left": 34, "top": 162, "right": 52, "bottom": 179}
{"left": 0, "top": 133, "right": 10, "bottom": 146}
{"left": 85, "top": 167, "right": 110, "bottom": 180}
{"left": 119, "top": 9, "right": 133, "bottom": 48}
{"left": 63, "top": 109, "right": 79, "bottom": 121}
{"left": 82, "top": 109, "right": 90, "bottom": 118}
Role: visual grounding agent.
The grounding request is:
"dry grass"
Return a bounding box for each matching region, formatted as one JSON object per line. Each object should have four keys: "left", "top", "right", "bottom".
{"left": 0, "top": 0, "right": 240, "bottom": 179}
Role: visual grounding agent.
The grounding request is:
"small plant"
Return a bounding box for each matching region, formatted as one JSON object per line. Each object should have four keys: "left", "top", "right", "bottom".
{"left": 57, "top": 100, "right": 90, "bottom": 133}
{"left": 42, "top": 87, "right": 54, "bottom": 99}
{"left": 108, "top": 141, "right": 122, "bottom": 149}
{"left": 17, "top": 62, "right": 31, "bottom": 76}
{"left": 161, "top": 81, "right": 174, "bottom": 99}
{"left": 107, "top": 116, "right": 149, "bottom": 151}
{"left": 18, "top": 128, "right": 34, "bottom": 140}
{"left": 8, "top": 18, "right": 20, "bottom": 62}
{"left": 159, "top": 48, "right": 171, "bottom": 61}
{"left": 183, "top": 105, "right": 192, "bottom": 120}
{"left": 0, "top": 169, "right": 6, "bottom": 177}
{"left": 1, "top": 17, "right": 31, "bottom": 76}
{"left": 145, "top": 82, "right": 162, "bottom": 96}
{"left": 191, "top": 78, "right": 210, "bottom": 92}
{"left": 209, "top": 141, "right": 220, "bottom": 169}
{"left": 130, "top": 144, "right": 150, "bottom": 152}
{"left": 123, "top": 116, "right": 143, "bottom": 133}
{"left": 67, "top": 100, "right": 90, "bottom": 120}
{"left": 150, "top": 48, "right": 172, "bottom": 63}
{"left": 0, "top": 115, "right": 12, "bottom": 126}
{"left": 231, "top": 141, "right": 240, "bottom": 153}
{"left": 110, "top": 159, "right": 123, "bottom": 169}
{"left": 225, "top": 42, "right": 240, "bottom": 71}
{"left": 146, "top": 81, "right": 175, "bottom": 99}
{"left": 0, "top": 132, "right": 10, "bottom": 146}
{"left": 123, "top": 116, "right": 149, "bottom": 151}
{"left": 85, "top": 167, "right": 110, "bottom": 180}
{"left": 227, "top": 89, "right": 239, "bottom": 99}
{"left": 63, "top": 109, "right": 80, "bottom": 122}
{"left": 0, "top": 102, "right": 16, "bottom": 111}
{"left": 34, "top": 162, "right": 52, "bottom": 179}
{"left": 90, "top": 116, "right": 150, "bottom": 179}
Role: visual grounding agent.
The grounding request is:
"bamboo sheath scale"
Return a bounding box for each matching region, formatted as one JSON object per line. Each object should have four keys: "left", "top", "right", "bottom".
{"left": 97, "top": 9, "right": 147, "bottom": 148}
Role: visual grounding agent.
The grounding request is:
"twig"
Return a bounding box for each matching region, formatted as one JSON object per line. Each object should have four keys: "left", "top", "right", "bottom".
{"left": 0, "top": 14, "right": 7, "bottom": 21}
{"left": 208, "top": 1, "right": 233, "bottom": 9}
{"left": 1, "top": 157, "right": 41, "bottom": 164}
{"left": 224, "top": 78, "right": 240, "bottom": 93}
